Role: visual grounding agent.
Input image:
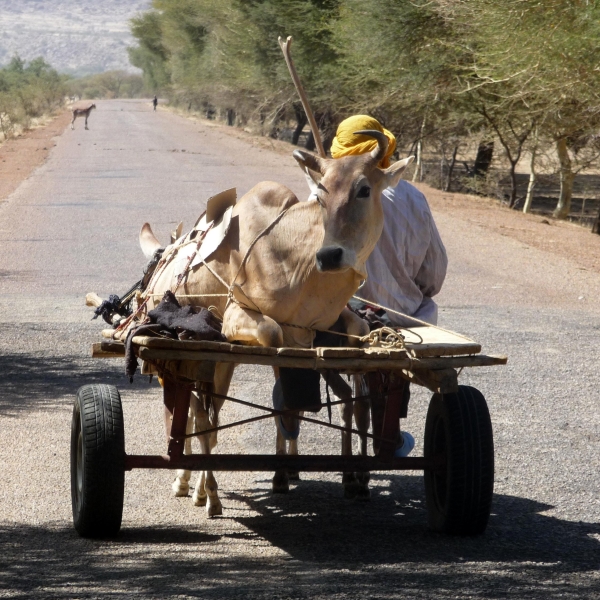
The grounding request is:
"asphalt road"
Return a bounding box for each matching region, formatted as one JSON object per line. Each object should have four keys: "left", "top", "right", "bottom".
{"left": 1, "top": 99, "right": 599, "bottom": 599}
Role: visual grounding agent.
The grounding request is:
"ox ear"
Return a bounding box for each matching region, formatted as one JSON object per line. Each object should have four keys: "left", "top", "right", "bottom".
{"left": 382, "top": 156, "right": 415, "bottom": 188}
{"left": 139, "top": 223, "right": 162, "bottom": 259}
{"left": 293, "top": 150, "right": 326, "bottom": 186}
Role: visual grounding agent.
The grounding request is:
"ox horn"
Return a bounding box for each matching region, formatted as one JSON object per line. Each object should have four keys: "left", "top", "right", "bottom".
{"left": 293, "top": 149, "right": 326, "bottom": 175}
{"left": 353, "top": 129, "right": 389, "bottom": 166}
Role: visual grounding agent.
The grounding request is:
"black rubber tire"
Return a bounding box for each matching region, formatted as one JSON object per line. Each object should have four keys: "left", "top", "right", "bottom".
{"left": 424, "top": 385, "right": 494, "bottom": 535}
{"left": 70, "top": 384, "right": 125, "bottom": 538}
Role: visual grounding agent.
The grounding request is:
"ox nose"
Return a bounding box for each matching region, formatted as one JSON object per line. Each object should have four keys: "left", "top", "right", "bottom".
{"left": 316, "top": 246, "right": 344, "bottom": 272}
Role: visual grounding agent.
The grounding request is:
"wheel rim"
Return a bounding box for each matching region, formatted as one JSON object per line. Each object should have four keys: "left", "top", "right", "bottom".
{"left": 74, "top": 418, "right": 83, "bottom": 513}
{"left": 430, "top": 415, "right": 448, "bottom": 511}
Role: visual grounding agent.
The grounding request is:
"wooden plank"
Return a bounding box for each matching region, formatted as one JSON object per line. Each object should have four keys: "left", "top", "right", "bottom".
{"left": 123, "top": 324, "right": 481, "bottom": 358}
{"left": 91, "top": 342, "right": 124, "bottom": 358}
{"left": 318, "top": 347, "right": 365, "bottom": 358}
{"left": 101, "top": 340, "right": 125, "bottom": 355}
{"left": 169, "top": 360, "right": 215, "bottom": 383}
{"left": 277, "top": 347, "right": 317, "bottom": 357}
{"left": 410, "top": 368, "right": 459, "bottom": 394}
{"left": 132, "top": 336, "right": 234, "bottom": 353}
{"left": 136, "top": 346, "right": 507, "bottom": 372}
{"left": 230, "top": 344, "right": 278, "bottom": 356}
{"left": 363, "top": 347, "right": 390, "bottom": 358}
{"left": 388, "top": 349, "right": 408, "bottom": 359}
{"left": 401, "top": 326, "right": 481, "bottom": 357}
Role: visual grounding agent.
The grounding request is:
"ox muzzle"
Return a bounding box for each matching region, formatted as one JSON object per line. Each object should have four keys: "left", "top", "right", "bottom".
{"left": 316, "top": 245, "right": 345, "bottom": 272}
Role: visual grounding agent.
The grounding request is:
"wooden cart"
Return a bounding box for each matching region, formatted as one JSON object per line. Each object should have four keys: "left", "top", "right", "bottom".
{"left": 71, "top": 326, "right": 506, "bottom": 538}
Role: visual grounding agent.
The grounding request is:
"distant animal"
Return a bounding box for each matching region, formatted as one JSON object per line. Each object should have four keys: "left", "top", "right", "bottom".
{"left": 139, "top": 131, "right": 413, "bottom": 515}
{"left": 71, "top": 104, "right": 96, "bottom": 130}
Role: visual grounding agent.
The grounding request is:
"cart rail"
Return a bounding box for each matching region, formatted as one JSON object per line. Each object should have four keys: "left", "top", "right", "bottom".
{"left": 124, "top": 453, "right": 446, "bottom": 472}
{"left": 93, "top": 327, "right": 507, "bottom": 373}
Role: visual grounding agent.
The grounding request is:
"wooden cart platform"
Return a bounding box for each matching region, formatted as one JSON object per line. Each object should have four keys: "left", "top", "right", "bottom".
{"left": 71, "top": 324, "right": 507, "bottom": 538}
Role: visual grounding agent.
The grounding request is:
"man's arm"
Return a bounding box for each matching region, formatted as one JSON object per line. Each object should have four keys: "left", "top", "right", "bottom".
{"left": 414, "top": 212, "right": 448, "bottom": 298}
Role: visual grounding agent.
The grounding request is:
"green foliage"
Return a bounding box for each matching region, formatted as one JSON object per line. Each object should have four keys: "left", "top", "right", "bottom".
{"left": 0, "top": 55, "right": 66, "bottom": 140}
{"left": 127, "top": 0, "right": 600, "bottom": 215}
{"left": 66, "top": 71, "right": 146, "bottom": 100}
{"left": 128, "top": 10, "right": 171, "bottom": 91}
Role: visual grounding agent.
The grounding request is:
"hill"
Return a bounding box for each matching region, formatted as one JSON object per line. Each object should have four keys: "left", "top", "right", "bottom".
{"left": 0, "top": 0, "right": 150, "bottom": 75}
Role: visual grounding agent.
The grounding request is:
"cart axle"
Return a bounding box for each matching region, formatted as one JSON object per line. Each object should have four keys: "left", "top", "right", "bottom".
{"left": 124, "top": 453, "right": 445, "bottom": 472}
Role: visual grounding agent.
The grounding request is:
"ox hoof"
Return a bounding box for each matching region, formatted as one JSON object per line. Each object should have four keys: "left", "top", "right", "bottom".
{"left": 272, "top": 471, "right": 290, "bottom": 494}
{"left": 343, "top": 484, "right": 359, "bottom": 500}
{"left": 207, "top": 501, "right": 223, "bottom": 518}
{"left": 287, "top": 470, "right": 300, "bottom": 481}
{"left": 342, "top": 473, "right": 359, "bottom": 499}
{"left": 355, "top": 486, "right": 371, "bottom": 501}
{"left": 172, "top": 481, "right": 190, "bottom": 497}
{"left": 193, "top": 492, "right": 207, "bottom": 507}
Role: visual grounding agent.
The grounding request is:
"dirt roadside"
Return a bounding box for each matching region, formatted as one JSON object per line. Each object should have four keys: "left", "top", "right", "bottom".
{"left": 4, "top": 107, "right": 600, "bottom": 276}
{"left": 0, "top": 109, "right": 72, "bottom": 205}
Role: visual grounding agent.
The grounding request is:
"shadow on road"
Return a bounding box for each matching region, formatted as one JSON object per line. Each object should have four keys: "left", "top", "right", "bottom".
{"left": 1, "top": 478, "right": 598, "bottom": 599}
{"left": 0, "top": 351, "right": 154, "bottom": 416}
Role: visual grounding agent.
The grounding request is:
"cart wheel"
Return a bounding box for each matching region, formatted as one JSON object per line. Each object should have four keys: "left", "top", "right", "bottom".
{"left": 424, "top": 385, "right": 494, "bottom": 535}
{"left": 70, "top": 384, "right": 125, "bottom": 538}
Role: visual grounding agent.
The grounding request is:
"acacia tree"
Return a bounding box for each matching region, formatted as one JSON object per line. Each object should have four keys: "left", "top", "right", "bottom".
{"left": 447, "top": 0, "right": 600, "bottom": 218}
{"left": 128, "top": 10, "right": 171, "bottom": 92}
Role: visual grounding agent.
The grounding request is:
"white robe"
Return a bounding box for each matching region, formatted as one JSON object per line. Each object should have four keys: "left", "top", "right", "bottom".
{"left": 358, "top": 180, "right": 447, "bottom": 326}
{"left": 307, "top": 174, "right": 448, "bottom": 327}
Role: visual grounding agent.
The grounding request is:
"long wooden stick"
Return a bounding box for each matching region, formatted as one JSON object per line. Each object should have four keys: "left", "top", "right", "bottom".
{"left": 278, "top": 35, "right": 326, "bottom": 158}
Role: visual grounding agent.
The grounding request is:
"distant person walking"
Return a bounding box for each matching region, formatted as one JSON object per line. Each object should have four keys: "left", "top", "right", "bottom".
{"left": 152, "top": 96, "right": 158, "bottom": 111}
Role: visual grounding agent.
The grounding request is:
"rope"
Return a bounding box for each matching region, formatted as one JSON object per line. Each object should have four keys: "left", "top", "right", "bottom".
{"left": 352, "top": 294, "right": 476, "bottom": 343}
{"left": 146, "top": 293, "right": 228, "bottom": 299}
{"left": 116, "top": 206, "right": 291, "bottom": 335}
{"left": 113, "top": 204, "right": 459, "bottom": 354}
{"left": 224, "top": 206, "right": 291, "bottom": 308}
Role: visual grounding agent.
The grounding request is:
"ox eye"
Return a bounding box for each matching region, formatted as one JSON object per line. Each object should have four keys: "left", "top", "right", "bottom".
{"left": 357, "top": 185, "right": 371, "bottom": 198}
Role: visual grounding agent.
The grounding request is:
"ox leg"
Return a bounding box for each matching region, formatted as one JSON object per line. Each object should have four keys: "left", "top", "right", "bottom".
{"left": 222, "top": 303, "right": 283, "bottom": 348}
{"left": 323, "top": 370, "right": 361, "bottom": 499}
{"left": 273, "top": 423, "right": 290, "bottom": 494}
{"left": 339, "top": 307, "right": 370, "bottom": 347}
{"left": 172, "top": 401, "right": 195, "bottom": 497}
{"left": 192, "top": 362, "right": 234, "bottom": 517}
{"left": 353, "top": 375, "right": 371, "bottom": 499}
{"left": 287, "top": 426, "right": 301, "bottom": 481}
{"left": 222, "top": 303, "right": 292, "bottom": 493}
{"left": 340, "top": 398, "right": 359, "bottom": 499}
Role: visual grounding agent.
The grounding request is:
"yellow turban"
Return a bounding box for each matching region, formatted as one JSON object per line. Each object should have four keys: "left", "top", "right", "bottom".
{"left": 330, "top": 115, "right": 397, "bottom": 168}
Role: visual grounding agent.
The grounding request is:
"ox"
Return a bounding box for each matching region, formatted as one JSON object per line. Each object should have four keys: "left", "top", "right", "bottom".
{"left": 71, "top": 103, "right": 96, "bottom": 130}
{"left": 139, "top": 131, "right": 413, "bottom": 516}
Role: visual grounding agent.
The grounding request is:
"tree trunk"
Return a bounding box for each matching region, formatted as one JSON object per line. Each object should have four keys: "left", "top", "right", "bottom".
{"left": 412, "top": 138, "right": 423, "bottom": 182}
{"left": 444, "top": 145, "right": 459, "bottom": 192}
{"left": 473, "top": 141, "right": 494, "bottom": 176}
{"left": 553, "top": 137, "right": 574, "bottom": 219}
{"left": 591, "top": 205, "right": 600, "bottom": 234}
{"left": 508, "top": 163, "right": 518, "bottom": 208}
{"left": 291, "top": 105, "right": 307, "bottom": 146}
{"left": 412, "top": 113, "right": 427, "bottom": 183}
{"left": 523, "top": 136, "right": 537, "bottom": 214}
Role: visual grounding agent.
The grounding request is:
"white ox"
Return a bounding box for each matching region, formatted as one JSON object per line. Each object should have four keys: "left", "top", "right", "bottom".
{"left": 140, "top": 131, "right": 413, "bottom": 516}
